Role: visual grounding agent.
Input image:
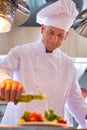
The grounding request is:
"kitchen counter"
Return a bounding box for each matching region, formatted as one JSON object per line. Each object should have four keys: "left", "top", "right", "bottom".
{"left": 0, "top": 125, "right": 79, "bottom": 130}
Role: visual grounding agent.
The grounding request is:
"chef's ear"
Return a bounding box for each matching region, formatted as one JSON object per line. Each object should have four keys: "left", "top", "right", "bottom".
{"left": 41, "top": 24, "right": 45, "bottom": 33}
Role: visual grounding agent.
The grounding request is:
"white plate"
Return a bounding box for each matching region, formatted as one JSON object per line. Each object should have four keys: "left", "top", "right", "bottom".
{"left": 18, "top": 122, "right": 75, "bottom": 130}
{"left": 18, "top": 121, "right": 69, "bottom": 128}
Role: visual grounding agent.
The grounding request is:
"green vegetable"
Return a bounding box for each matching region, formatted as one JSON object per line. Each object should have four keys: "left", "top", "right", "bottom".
{"left": 21, "top": 110, "right": 29, "bottom": 119}
{"left": 44, "top": 109, "right": 62, "bottom": 121}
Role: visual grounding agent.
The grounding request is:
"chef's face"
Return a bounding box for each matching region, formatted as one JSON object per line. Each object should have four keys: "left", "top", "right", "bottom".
{"left": 41, "top": 24, "right": 69, "bottom": 52}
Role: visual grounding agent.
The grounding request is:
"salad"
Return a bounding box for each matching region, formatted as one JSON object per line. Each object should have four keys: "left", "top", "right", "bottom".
{"left": 18, "top": 109, "right": 67, "bottom": 125}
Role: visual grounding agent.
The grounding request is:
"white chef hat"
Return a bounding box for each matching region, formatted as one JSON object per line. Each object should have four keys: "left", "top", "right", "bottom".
{"left": 36, "top": 0, "right": 79, "bottom": 31}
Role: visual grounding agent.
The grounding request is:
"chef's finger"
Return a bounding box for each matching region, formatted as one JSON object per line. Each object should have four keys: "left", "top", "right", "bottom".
{"left": 5, "top": 82, "right": 11, "bottom": 102}
{"left": 16, "top": 84, "right": 25, "bottom": 99}
{"left": 10, "top": 81, "right": 18, "bottom": 101}
{"left": 0, "top": 82, "right": 6, "bottom": 98}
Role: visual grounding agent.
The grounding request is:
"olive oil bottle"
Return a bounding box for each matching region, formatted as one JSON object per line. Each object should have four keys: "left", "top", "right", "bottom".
{"left": 0, "top": 93, "right": 46, "bottom": 103}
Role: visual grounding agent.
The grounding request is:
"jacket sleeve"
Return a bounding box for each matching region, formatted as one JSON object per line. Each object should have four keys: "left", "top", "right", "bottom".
{"left": 67, "top": 64, "right": 87, "bottom": 127}
{"left": 0, "top": 46, "right": 21, "bottom": 83}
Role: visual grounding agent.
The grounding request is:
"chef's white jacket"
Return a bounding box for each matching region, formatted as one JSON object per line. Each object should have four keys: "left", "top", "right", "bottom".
{"left": 0, "top": 41, "right": 87, "bottom": 127}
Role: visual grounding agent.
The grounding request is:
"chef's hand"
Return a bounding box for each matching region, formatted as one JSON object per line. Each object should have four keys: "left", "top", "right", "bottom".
{"left": 0, "top": 79, "right": 24, "bottom": 103}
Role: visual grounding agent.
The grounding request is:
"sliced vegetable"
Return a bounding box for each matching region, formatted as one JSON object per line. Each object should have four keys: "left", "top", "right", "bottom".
{"left": 19, "top": 109, "right": 67, "bottom": 124}
{"left": 26, "top": 112, "right": 42, "bottom": 121}
{"left": 44, "top": 109, "right": 67, "bottom": 124}
{"left": 21, "top": 110, "right": 30, "bottom": 120}
{"left": 21, "top": 111, "right": 42, "bottom": 122}
{"left": 58, "top": 119, "right": 67, "bottom": 124}
{"left": 44, "top": 109, "right": 56, "bottom": 121}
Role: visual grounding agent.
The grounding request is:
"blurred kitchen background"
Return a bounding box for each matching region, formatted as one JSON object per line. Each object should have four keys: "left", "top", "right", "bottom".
{"left": 0, "top": 0, "right": 87, "bottom": 126}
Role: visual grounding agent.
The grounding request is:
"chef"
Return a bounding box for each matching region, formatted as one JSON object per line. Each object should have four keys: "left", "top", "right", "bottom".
{"left": 0, "top": 0, "right": 87, "bottom": 128}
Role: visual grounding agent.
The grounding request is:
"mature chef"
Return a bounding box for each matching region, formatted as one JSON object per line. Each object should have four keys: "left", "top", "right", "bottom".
{"left": 0, "top": 0, "right": 87, "bottom": 128}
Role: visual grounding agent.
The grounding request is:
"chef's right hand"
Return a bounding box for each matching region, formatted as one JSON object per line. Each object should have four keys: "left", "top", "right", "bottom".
{"left": 0, "top": 79, "right": 24, "bottom": 102}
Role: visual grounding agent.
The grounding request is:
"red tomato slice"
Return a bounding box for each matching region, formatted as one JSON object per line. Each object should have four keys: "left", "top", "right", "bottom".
{"left": 25, "top": 112, "right": 42, "bottom": 122}
{"left": 58, "top": 119, "right": 67, "bottom": 124}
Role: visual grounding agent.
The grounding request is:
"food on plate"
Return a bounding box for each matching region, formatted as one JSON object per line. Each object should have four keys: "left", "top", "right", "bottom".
{"left": 18, "top": 109, "right": 67, "bottom": 125}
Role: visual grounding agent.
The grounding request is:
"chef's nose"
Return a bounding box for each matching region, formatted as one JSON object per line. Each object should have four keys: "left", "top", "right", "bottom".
{"left": 53, "top": 35, "right": 58, "bottom": 42}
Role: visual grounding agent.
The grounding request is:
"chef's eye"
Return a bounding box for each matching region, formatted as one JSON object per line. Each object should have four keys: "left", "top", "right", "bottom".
{"left": 57, "top": 34, "right": 65, "bottom": 39}
{"left": 47, "top": 30, "right": 54, "bottom": 36}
